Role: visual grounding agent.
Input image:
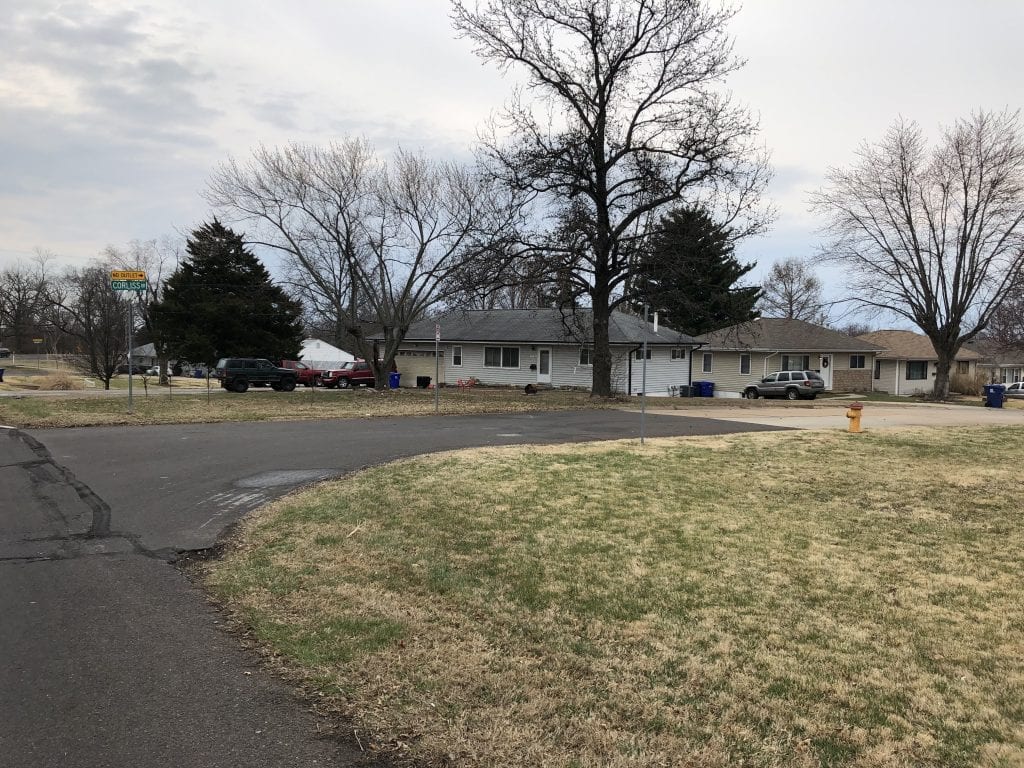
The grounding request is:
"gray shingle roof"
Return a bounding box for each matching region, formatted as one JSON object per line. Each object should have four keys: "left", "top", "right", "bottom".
{"left": 696, "top": 318, "right": 886, "bottom": 352}
{"left": 399, "top": 309, "right": 699, "bottom": 346}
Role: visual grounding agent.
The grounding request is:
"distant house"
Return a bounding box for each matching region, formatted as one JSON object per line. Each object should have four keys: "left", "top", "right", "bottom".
{"left": 130, "top": 343, "right": 158, "bottom": 368}
{"left": 963, "top": 339, "right": 1024, "bottom": 384}
{"left": 299, "top": 338, "right": 354, "bottom": 369}
{"left": 392, "top": 308, "right": 701, "bottom": 395}
{"left": 694, "top": 318, "right": 885, "bottom": 396}
{"left": 857, "top": 330, "right": 981, "bottom": 396}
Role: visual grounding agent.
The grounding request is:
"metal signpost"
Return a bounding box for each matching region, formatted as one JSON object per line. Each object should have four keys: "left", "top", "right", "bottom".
{"left": 111, "top": 271, "right": 147, "bottom": 413}
{"left": 640, "top": 304, "right": 648, "bottom": 445}
{"left": 434, "top": 323, "right": 440, "bottom": 414}
{"left": 33, "top": 338, "right": 43, "bottom": 368}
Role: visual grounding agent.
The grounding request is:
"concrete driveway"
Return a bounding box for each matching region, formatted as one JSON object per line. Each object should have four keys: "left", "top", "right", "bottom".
{"left": 645, "top": 400, "right": 1024, "bottom": 431}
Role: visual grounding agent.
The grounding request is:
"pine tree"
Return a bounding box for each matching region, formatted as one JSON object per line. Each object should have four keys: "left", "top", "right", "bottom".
{"left": 151, "top": 220, "right": 303, "bottom": 366}
{"left": 633, "top": 208, "right": 761, "bottom": 335}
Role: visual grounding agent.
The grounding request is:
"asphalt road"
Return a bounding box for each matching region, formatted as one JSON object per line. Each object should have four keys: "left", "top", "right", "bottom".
{"left": 0, "top": 410, "right": 783, "bottom": 768}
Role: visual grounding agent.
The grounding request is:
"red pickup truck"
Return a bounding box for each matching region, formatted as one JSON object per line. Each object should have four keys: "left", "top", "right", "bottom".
{"left": 321, "top": 360, "right": 391, "bottom": 388}
{"left": 279, "top": 360, "right": 323, "bottom": 387}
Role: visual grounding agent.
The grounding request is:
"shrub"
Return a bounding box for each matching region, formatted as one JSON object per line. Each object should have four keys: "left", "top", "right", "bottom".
{"left": 38, "top": 373, "right": 84, "bottom": 391}
{"left": 950, "top": 371, "right": 986, "bottom": 396}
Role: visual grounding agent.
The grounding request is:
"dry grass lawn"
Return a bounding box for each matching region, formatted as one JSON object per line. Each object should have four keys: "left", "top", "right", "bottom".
{"left": 205, "top": 426, "right": 1024, "bottom": 768}
{"left": 0, "top": 387, "right": 613, "bottom": 428}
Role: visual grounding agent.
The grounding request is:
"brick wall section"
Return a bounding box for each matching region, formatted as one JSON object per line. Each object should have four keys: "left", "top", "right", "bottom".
{"left": 833, "top": 368, "right": 872, "bottom": 393}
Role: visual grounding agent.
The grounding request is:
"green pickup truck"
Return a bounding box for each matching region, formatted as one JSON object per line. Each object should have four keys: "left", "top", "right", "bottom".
{"left": 213, "top": 357, "right": 298, "bottom": 393}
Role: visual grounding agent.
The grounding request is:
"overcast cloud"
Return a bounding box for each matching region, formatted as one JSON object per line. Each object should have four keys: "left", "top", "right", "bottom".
{"left": 2, "top": 0, "right": 1022, "bottom": 305}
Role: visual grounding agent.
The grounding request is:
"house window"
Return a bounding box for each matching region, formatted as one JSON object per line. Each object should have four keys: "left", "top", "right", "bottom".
{"left": 740, "top": 354, "right": 750, "bottom": 375}
{"left": 957, "top": 360, "right": 969, "bottom": 374}
{"left": 451, "top": 345, "right": 462, "bottom": 367}
{"left": 671, "top": 348, "right": 686, "bottom": 361}
{"left": 850, "top": 355, "right": 865, "bottom": 369}
{"left": 781, "top": 355, "right": 810, "bottom": 371}
{"left": 634, "top": 348, "right": 652, "bottom": 360}
{"left": 874, "top": 360, "right": 881, "bottom": 380}
{"left": 484, "top": 346, "right": 520, "bottom": 368}
{"left": 579, "top": 346, "right": 593, "bottom": 366}
{"left": 702, "top": 352, "right": 713, "bottom": 373}
{"left": 906, "top": 361, "right": 928, "bottom": 380}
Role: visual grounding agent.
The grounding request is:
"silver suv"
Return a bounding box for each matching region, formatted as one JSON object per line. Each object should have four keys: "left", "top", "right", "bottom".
{"left": 744, "top": 370, "right": 825, "bottom": 400}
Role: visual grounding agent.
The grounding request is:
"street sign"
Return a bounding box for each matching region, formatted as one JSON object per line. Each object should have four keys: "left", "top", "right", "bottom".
{"left": 33, "top": 338, "right": 43, "bottom": 344}
{"left": 111, "top": 270, "right": 147, "bottom": 291}
{"left": 435, "top": 323, "right": 441, "bottom": 342}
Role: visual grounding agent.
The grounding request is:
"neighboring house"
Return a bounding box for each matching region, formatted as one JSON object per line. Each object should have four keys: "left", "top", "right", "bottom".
{"left": 130, "top": 343, "right": 158, "bottom": 368}
{"left": 391, "top": 308, "right": 701, "bottom": 395}
{"left": 857, "top": 330, "right": 981, "bottom": 396}
{"left": 299, "top": 338, "right": 355, "bottom": 370}
{"left": 694, "top": 318, "right": 884, "bottom": 396}
{"left": 963, "top": 339, "right": 1024, "bottom": 384}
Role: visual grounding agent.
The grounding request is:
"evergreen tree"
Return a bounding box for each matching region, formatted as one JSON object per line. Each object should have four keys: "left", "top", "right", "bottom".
{"left": 151, "top": 220, "right": 303, "bottom": 366}
{"left": 633, "top": 208, "right": 761, "bottom": 335}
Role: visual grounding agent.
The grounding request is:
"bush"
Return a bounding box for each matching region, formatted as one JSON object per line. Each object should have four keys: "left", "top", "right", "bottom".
{"left": 950, "top": 371, "right": 986, "bottom": 396}
{"left": 37, "top": 373, "right": 84, "bottom": 391}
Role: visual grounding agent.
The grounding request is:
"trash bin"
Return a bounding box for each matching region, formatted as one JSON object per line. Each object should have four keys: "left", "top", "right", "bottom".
{"left": 983, "top": 383, "right": 1005, "bottom": 408}
{"left": 194, "top": 369, "right": 204, "bottom": 379}
{"left": 697, "top": 380, "right": 714, "bottom": 397}
{"left": 416, "top": 375, "right": 431, "bottom": 389}
{"left": 388, "top": 372, "right": 401, "bottom": 389}
{"left": 678, "top": 384, "right": 692, "bottom": 397}
{"left": 0, "top": 369, "right": 4, "bottom": 383}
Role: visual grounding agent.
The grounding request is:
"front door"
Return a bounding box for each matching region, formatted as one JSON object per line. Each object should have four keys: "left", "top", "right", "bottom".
{"left": 819, "top": 355, "right": 833, "bottom": 390}
{"left": 537, "top": 348, "right": 551, "bottom": 384}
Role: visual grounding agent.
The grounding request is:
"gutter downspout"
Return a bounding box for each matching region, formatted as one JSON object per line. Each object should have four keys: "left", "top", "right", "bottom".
{"left": 628, "top": 344, "right": 642, "bottom": 396}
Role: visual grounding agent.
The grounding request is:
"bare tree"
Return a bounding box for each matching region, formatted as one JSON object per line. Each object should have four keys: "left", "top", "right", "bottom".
{"left": 44, "top": 264, "right": 129, "bottom": 389}
{"left": 0, "top": 255, "right": 48, "bottom": 352}
{"left": 988, "top": 279, "right": 1024, "bottom": 349}
{"left": 812, "top": 110, "right": 1024, "bottom": 399}
{"left": 207, "top": 139, "right": 522, "bottom": 387}
{"left": 452, "top": 0, "right": 771, "bottom": 396}
{"left": 759, "top": 257, "right": 829, "bottom": 324}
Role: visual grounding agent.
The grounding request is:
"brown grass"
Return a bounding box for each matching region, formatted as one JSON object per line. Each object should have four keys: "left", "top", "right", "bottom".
{"left": 36, "top": 373, "right": 84, "bottom": 390}
{"left": 206, "top": 426, "right": 1024, "bottom": 768}
{"left": 0, "top": 387, "right": 620, "bottom": 428}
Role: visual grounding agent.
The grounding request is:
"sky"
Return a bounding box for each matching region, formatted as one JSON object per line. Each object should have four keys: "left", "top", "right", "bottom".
{"left": 2, "top": 0, "right": 1023, "bottom": 310}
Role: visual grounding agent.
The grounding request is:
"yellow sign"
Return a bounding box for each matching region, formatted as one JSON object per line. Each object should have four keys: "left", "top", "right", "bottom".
{"left": 111, "top": 270, "right": 147, "bottom": 281}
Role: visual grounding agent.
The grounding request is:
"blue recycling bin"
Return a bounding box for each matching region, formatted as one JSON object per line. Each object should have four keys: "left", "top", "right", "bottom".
{"left": 388, "top": 372, "right": 401, "bottom": 389}
{"left": 697, "top": 380, "right": 714, "bottom": 397}
{"left": 983, "top": 383, "right": 1005, "bottom": 408}
{"left": 0, "top": 368, "right": 4, "bottom": 383}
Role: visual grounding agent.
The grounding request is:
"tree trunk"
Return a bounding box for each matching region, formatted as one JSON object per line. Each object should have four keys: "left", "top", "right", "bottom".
{"left": 591, "top": 300, "right": 613, "bottom": 397}
{"left": 932, "top": 344, "right": 955, "bottom": 401}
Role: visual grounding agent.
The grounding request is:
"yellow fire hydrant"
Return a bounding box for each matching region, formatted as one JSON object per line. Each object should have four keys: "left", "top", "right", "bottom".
{"left": 846, "top": 402, "right": 864, "bottom": 433}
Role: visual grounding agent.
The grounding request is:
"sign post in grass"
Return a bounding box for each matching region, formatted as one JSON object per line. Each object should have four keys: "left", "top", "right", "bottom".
{"left": 111, "top": 270, "right": 147, "bottom": 414}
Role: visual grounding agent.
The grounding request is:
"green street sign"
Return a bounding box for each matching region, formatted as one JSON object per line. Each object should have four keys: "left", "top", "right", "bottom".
{"left": 111, "top": 280, "right": 147, "bottom": 291}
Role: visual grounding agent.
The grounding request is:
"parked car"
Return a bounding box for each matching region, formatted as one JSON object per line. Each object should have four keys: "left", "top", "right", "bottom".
{"left": 1003, "top": 381, "right": 1024, "bottom": 398}
{"left": 212, "top": 357, "right": 297, "bottom": 393}
{"left": 0, "top": 347, "right": 11, "bottom": 358}
{"left": 279, "top": 359, "right": 323, "bottom": 387}
{"left": 743, "top": 370, "right": 825, "bottom": 400}
{"left": 321, "top": 360, "right": 387, "bottom": 389}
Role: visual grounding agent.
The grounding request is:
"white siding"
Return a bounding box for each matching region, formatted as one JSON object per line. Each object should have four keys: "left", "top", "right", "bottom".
{"left": 396, "top": 341, "right": 697, "bottom": 393}
{"left": 698, "top": 351, "right": 778, "bottom": 396}
{"left": 621, "top": 346, "right": 695, "bottom": 396}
